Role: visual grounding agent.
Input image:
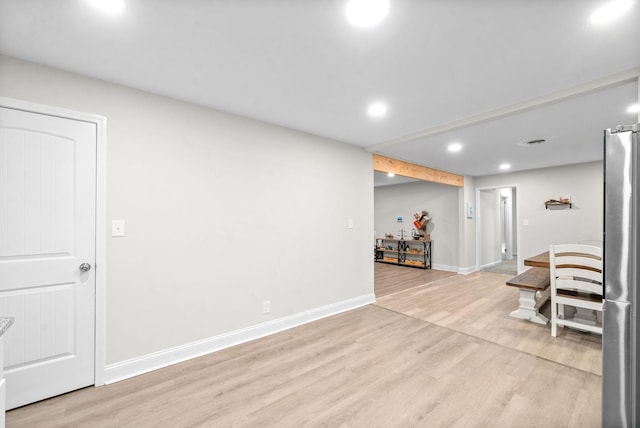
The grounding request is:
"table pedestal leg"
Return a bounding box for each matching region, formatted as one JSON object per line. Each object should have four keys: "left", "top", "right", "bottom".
{"left": 510, "top": 288, "right": 550, "bottom": 325}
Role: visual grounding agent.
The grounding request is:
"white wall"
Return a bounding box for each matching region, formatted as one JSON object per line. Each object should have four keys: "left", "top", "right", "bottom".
{"left": 475, "top": 161, "right": 603, "bottom": 273}
{"left": 0, "top": 55, "right": 374, "bottom": 368}
{"left": 458, "top": 176, "right": 476, "bottom": 273}
{"left": 479, "top": 189, "right": 502, "bottom": 266}
{"left": 374, "top": 180, "right": 460, "bottom": 270}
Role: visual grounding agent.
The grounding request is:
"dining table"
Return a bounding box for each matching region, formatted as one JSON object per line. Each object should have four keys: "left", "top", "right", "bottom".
{"left": 524, "top": 251, "right": 550, "bottom": 268}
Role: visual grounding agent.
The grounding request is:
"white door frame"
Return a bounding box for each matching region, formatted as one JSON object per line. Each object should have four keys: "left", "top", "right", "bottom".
{"left": 500, "top": 188, "right": 514, "bottom": 260}
{"left": 0, "top": 96, "right": 107, "bottom": 386}
{"left": 475, "top": 184, "right": 521, "bottom": 274}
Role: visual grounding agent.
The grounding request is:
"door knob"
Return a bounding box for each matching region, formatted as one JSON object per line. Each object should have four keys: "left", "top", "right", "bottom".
{"left": 79, "top": 263, "right": 91, "bottom": 272}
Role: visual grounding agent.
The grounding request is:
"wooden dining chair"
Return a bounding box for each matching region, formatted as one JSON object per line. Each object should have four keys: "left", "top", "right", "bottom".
{"left": 549, "top": 244, "right": 603, "bottom": 337}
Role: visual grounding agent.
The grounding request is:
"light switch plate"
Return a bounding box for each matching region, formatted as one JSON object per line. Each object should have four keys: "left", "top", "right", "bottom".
{"left": 112, "top": 220, "right": 125, "bottom": 237}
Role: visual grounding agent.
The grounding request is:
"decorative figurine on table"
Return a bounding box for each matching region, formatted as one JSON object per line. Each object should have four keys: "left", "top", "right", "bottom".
{"left": 412, "top": 210, "right": 430, "bottom": 240}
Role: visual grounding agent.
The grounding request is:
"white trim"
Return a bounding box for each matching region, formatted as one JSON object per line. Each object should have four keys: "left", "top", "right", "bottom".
{"left": 103, "top": 293, "right": 375, "bottom": 384}
{"left": 432, "top": 264, "right": 459, "bottom": 273}
{"left": 94, "top": 114, "right": 107, "bottom": 386}
{"left": 457, "top": 266, "right": 477, "bottom": 275}
{"left": 430, "top": 264, "right": 476, "bottom": 274}
{"left": 0, "top": 96, "right": 107, "bottom": 387}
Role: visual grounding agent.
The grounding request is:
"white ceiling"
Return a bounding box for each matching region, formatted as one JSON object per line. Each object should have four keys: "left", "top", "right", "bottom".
{"left": 1, "top": 0, "right": 639, "bottom": 178}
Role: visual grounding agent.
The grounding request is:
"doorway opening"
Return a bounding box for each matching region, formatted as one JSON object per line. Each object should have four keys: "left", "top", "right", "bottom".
{"left": 477, "top": 186, "right": 518, "bottom": 275}
{"left": 373, "top": 171, "right": 460, "bottom": 298}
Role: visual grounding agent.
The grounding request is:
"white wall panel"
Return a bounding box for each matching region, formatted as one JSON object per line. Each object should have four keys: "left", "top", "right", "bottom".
{"left": 0, "top": 129, "right": 75, "bottom": 258}
{"left": 1, "top": 284, "right": 75, "bottom": 368}
{"left": 5, "top": 132, "right": 25, "bottom": 256}
{"left": 0, "top": 54, "right": 374, "bottom": 366}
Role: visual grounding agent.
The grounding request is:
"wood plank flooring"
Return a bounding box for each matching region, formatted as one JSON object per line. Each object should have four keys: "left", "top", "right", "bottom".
{"left": 375, "top": 270, "right": 602, "bottom": 375}
{"left": 374, "top": 263, "right": 456, "bottom": 297}
{"left": 7, "top": 268, "right": 601, "bottom": 427}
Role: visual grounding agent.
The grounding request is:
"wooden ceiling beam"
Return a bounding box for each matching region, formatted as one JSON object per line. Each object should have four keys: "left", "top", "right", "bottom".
{"left": 373, "top": 154, "right": 464, "bottom": 187}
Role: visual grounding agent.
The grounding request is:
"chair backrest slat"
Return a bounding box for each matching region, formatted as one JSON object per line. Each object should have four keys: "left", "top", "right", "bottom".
{"left": 553, "top": 244, "right": 602, "bottom": 257}
{"left": 554, "top": 256, "right": 601, "bottom": 271}
{"left": 554, "top": 268, "right": 602, "bottom": 283}
{"left": 555, "top": 278, "right": 603, "bottom": 295}
{"left": 550, "top": 244, "right": 603, "bottom": 296}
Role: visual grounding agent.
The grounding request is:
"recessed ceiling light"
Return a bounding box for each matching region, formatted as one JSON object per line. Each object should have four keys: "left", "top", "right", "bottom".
{"left": 448, "top": 143, "right": 463, "bottom": 152}
{"left": 87, "top": 0, "right": 125, "bottom": 13}
{"left": 627, "top": 104, "right": 640, "bottom": 113}
{"left": 499, "top": 163, "right": 511, "bottom": 170}
{"left": 367, "top": 102, "right": 387, "bottom": 118}
{"left": 345, "top": 0, "right": 390, "bottom": 27}
{"left": 387, "top": 172, "right": 395, "bottom": 177}
{"left": 590, "top": 0, "right": 632, "bottom": 24}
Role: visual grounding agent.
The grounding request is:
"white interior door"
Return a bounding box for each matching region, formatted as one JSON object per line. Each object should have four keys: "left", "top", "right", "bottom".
{"left": 0, "top": 106, "right": 96, "bottom": 409}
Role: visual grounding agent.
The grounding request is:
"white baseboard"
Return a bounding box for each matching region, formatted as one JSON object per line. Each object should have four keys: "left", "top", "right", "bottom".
{"left": 432, "top": 264, "right": 477, "bottom": 275}
{"left": 457, "top": 266, "right": 478, "bottom": 275}
{"left": 104, "top": 293, "right": 375, "bottom": 384}
{"left": 432, "top": 264, "right": 459, "bottom": 273}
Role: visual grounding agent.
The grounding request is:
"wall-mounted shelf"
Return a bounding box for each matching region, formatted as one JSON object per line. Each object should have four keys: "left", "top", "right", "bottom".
{"left": 545, "top": 201, "right": 572, "bottom": 209}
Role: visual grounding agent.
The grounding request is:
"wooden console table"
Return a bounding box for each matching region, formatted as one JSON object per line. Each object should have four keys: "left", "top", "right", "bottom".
{"left": 374, "top": 238, "right": 432, "bottom": 270}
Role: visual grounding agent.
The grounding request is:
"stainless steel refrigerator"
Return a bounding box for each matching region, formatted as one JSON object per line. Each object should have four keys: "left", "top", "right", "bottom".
{"left": 603, "top": 123, "right": 639, "bottom": 427}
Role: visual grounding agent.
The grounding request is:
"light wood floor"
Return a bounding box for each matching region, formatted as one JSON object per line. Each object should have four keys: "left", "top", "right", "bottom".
{"left": 375, "top": 267, "right": 603, "bottom": 376}
{"left": 7, "top": 268, "right": 602, "bottom": 427}
{"left": 374, "top": 263, "right": 456, "bottom": 297}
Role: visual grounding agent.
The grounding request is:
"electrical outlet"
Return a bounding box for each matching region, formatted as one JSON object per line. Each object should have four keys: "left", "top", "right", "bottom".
{"left": 262, "top": 301, "right": 271, "bottom": 314}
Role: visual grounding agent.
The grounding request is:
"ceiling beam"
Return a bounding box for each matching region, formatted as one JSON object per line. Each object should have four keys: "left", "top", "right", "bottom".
{"left": 367, "top": 68, "right": 640, "bottom": 152}
{"left": 373, "top": 154, "right": 464, "bottom": 187}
